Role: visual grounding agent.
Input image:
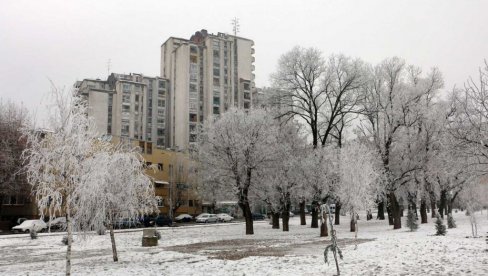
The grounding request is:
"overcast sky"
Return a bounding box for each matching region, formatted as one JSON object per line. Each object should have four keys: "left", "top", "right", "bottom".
{"left": 1, "top": 0, "right": 487, "bottom": 125}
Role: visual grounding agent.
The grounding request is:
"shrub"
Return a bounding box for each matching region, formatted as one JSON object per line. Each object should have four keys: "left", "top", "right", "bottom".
{"left": 435, "top": 215, "right": 447, "bottom": 236}
{"left": 406, "top": 209, "right": 418, "bottom": 232}
{"left": 61, "top": 235, "right": 75, "bottom": 245}
{"left": 447, "top": 214, "right": 456, "bottom": 229}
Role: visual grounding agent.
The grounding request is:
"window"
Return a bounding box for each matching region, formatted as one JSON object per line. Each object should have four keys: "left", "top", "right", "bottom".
{"left": 213, "top": 49, "right": 219, "bottom": 58}
{"left": 147, "top": 142, "right": 152, "bottom": 154}
{"left": 157, "top": 138, "right": 165, "bottom": 146}
{"left": 190, "top": 83, "right": 197, "bottom": 92}
{"left": 243, "top": 82, "right": 250, "bottom": 91}
{"left": 213, "top": 77, "right": 220, "bottom": 87}
{"left": 213, "top": 97, "right": 220, "bottom": 105}
{"left": 122, "top": 105, "right": 130, "bottom": 112}
{"left": 158, "top": 90, "right": 165, "bottom": 96}
{"left": 189, "top": 134, "right": 197, "bottom": 142}
{"left": 156, "top": 197, "right": 164, "bottom": 207}
{"left": 244, "top": 92, "right": 251, "bottom": 100}
{"left": 190, "top": 46, "right": 198, "bottom": 53}
{"left": 213, "top": 68, "right": 220, "bottom": 76}
{"left": 244, "top": 102, "right": 250, "bottom": 109}
{"left": 146, "top": 161, "right": 152, "bottom": 167}
{"left": 157, "top": 128, "right": 164, "bottom": 136}
{"left": 123, "top": 84, "right": 131, "bottom": 92}
{"left": 189, "top": 114, "right": 197, "bottom": 122}
{"left": 159, "top": 81, "right": 166, "bottom": 89}
{"left": 213, "top": 106, "right": 220, "bottom": 114}
{"left": 189, "top": 200, "right": 194, "bottom": 207}
{"left": 190, "top": 55, "right": 198, "bottom": 63}
{"left": 135, "top": 95, "right": 139, "bottom": 102}
{"left": 157, "top": 163, "right": 163, "bottom": 171}
{"left": 158, "top": 99, "right": 165, "bottom": 107}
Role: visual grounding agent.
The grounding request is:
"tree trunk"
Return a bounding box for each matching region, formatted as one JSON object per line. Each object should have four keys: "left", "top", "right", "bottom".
{"left": 439, "top": 190, "right": 447, "bottom": 219}
{"left": 272, "top": 212, "right": 280, "bottom": 229}
{"left": 311, "top": 202, "right": 319, "bottom": 228}
{"left": 282, "top": 210, "right": 290, "bottom": 232}
{"left": 320, "top": 218, "right": 328, "bottom": 237}
{"left": 386, "top": 199, "right": 394, "bottom": 225}
{"left": 350, "top": 214, "right": 356, "bottom": 232}
{"left": 377, "top": 200, "right": 385, "bottom": 220}
{"left": 65, "top": 206, "right": 72, "bottom": 276}
{"left": 430, "top": 192, "right": 437, "bottom": 218}
{"left": 389, "top": 192, "right": 401, "bottom": 229}
{"left": 420, "top": 199, "right": 428, "bottom": 224}
{"left": 299, "top": 201, "right": 306, "bottom": 225}
{"left": 109, "top": 223, "right": 118, "bottom": 262}
{"left": 239, "top": 200, "right": 254, "bottom": 235}
{"left": 335, "top": 203, "right": 341, "bottom": 225}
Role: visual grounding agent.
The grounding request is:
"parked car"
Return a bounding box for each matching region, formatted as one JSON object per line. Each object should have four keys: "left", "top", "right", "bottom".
{"left": 196, "top": 214, "right": 218, "bottom": 223}
{"left": 12, "top": 220, "right": 47, "bottom": 233}
{"left": 47, "top": 217, "right": 66, "bottom": 230}
{"left": 194, "top": 213, "right": 210, "bottom": 220}
{"left": 155, "top": 215, "right": 172, "bottom": 227}
{"left": 174, "top": 214, "right": 193, "bottom": 223}
{"left": 115, "top": 218, "right": 141, "bottom": 229}
{"left": 252, "top": 213, "right": 266, "bottom": 220}
{"left": 216, "top": 213, "right": 234, "bottom": 222}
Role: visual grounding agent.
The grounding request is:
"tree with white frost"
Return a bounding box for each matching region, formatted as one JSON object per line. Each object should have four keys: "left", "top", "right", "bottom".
{"left": 21, "top": 85, "right": 100, "bottom": 276}
{"left": 197, "top": 108, "right": 278, "bottom": 235}
{"left": 337, "top": 142, "right": 380, "bottom": 236}
{"left": 255, "top": 120, "right": 305, "bottom": 231}
{"left": 73, "top": 144, "right": 157, "bottom": 262}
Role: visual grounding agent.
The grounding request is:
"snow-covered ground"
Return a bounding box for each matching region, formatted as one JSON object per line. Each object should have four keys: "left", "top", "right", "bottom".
{"left": 0, "top": 211, "right": 487, "bottom": 275}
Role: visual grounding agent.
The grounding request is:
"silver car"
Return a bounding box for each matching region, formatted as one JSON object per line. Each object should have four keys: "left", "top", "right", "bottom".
{"left": 196, "top": 214, "right": 219, "bottom": 223}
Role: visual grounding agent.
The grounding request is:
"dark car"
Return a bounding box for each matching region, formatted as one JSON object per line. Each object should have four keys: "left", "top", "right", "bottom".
{"left": 155, "top": 215, "right": 173, "bottom": 227}
{"left": 252, "top": 213, "right": 266, "bottom": 220}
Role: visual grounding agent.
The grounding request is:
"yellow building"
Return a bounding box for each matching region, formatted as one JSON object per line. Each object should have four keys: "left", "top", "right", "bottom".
{"left": 135, "top": 140, "right": 201, "bottom": 217}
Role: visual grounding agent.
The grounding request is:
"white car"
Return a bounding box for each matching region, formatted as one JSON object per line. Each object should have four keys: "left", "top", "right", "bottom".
{"left": 289, "top": 212, "right": 295, "bottom": 217}
{"left": 194, "top": 213, "right": 210, "bottom": 220}
{"left": 196, "top": 214, "right": 218, "bottom": 223}
{"left": 216, "top": 213, "right": 234, "bottom": 222}
{"left": 47, "top": 217, "right": 67, "bottom": 230}
{"left": 12, "top": 220, "right": 47, "bottom": 233}
{"left": 174, "top": 214, "right": 193, "bottom": 222}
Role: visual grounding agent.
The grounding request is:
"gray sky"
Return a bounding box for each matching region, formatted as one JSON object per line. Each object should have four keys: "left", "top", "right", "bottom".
{"left": 1, "top": 0, "right": 487, "bottom": 125}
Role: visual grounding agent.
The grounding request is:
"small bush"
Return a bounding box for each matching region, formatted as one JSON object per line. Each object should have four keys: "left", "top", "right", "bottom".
{"left": 96, "top": 227, "right": 106, "bottom": 235}
{"left": 447, "top": 214, "right": 456, "bottom": 229}
{"left": 435, "top": 215, "right": 447, "bottom": 236}
{"left": 406, "top": 209, "right": 418, "bottom": 232}
{"left": 62, "top": 235, "right": 74, "bottom": 245}
{"left": 30, "top": 230, "right": 38, "bottom": 240}
{"left": 155, "top": 231, "right": 161, "bottom": 240}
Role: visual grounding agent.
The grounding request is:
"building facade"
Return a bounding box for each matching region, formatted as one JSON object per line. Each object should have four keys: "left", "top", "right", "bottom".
{"left": 161, "top": 29, "right": 255, "bottom": 150}
{"left": 75, "top": 73, "right": 170, "bottom": 149}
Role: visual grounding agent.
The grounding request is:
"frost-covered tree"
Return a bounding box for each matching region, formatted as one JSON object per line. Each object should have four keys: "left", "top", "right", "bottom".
{"left": 434, "top": 214, "right": 447, "bottom": 236}
{"left": 406, "top": 209, "right": 419, "bottom": 232}
{"left": 73, "top": 144, "right": 157, "bottom": 262}
{"left": 255, "top": 120, "right": 306, "bottom": 231}
{"left": 197, "top": 108, "right": 278, "bottom": 235}
{"left": 21, "top": 85, "right": 100, "bottom": 276}
{"left": 0, "top": 100, "right": 29, "bottom": 218}
{"left": 337, "top": 142, "right": 380, "bottom": 234}
{"left": 358, "top": 58, "right": 443, "bottom": 229}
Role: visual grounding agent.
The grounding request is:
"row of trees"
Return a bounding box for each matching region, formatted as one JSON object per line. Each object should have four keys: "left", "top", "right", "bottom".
{"left": 196, "top": 47, "right": 488, "bottom": 236}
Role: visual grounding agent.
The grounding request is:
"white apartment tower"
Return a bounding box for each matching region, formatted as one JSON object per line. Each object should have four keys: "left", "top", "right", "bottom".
{"left": 75, "top": 73, "right": 169, "bottom": 148}
{"left": 161, "top": 29, "right": 255, "bottom": 150}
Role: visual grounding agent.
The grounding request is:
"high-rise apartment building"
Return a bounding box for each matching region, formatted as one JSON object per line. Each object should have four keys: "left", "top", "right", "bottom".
{"left": 75, "top": 73, "right": 169, "bottom": 148}
{"left": 161, "top": 29, "right": 255, "bottom": 150}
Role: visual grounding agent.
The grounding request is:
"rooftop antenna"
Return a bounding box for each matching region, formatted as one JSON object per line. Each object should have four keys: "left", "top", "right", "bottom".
{"left": 231, "top": 17, "right": 240, "bottom": 36}
{"left": 107, "top": 59, "right": 112, "bottom": 76}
